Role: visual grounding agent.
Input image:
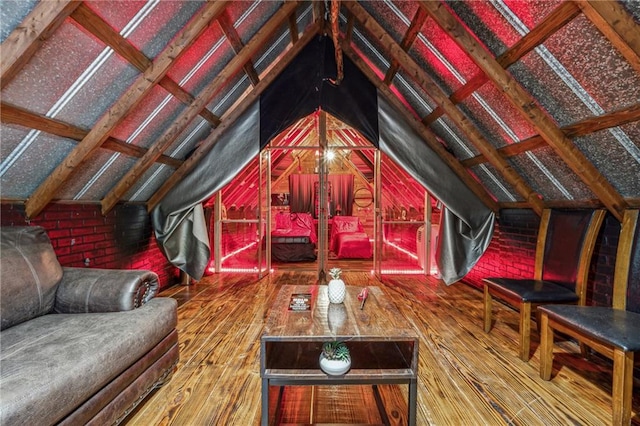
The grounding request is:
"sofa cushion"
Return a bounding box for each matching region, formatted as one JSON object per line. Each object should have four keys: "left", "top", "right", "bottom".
{"left": 0, "top": 298, "right": 177, "bottom": 425}
{"left": 1, "top": 227, "right": 63, "bottom": 330}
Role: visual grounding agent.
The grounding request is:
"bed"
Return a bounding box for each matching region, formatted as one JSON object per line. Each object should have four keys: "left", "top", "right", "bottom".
{"left": 330, "top": 216, "right": 372, "bottom": 259}
{"left": 271, "top": 212, "right": 317, "bottom": 262}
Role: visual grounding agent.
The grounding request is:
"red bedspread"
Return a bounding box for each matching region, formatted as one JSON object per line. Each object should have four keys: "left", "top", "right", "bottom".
{"left": 330, "top": 216, "right": 371, "bottom": 259}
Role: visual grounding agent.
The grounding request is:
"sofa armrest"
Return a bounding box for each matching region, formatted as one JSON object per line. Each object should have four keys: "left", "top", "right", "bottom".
{"left": 54, "top": 267, "right": 159, "bottom": 313}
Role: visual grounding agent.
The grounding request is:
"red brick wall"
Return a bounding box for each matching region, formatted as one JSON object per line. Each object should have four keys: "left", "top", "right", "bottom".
{"left": 1, "top": 202, "right": 179, "bottom": 289}
{"left": 463, "top": 209, "right": 619, "bottom": 308}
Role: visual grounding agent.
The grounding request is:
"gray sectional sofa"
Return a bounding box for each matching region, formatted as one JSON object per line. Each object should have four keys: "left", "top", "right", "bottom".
{"left": 0, "top": 226, "right": 179, "bottom": 425}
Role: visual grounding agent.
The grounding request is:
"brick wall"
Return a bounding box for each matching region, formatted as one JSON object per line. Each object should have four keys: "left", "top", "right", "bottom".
{"left": 463, "top": 209, "right": 620, "bottom": 307}
{"left": 1, "top": 202, "right": 179, "bottom": 289}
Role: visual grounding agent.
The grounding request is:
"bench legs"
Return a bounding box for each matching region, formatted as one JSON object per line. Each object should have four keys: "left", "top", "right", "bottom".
{"left": 483, "top": 285, "right": 492, "bottom": 333}
{"left": 539, "top": 312, "right": 553, "bottom": 380}
{"left": 612, "top": 348, "right": 634, "bottom": 426}
{"left": 519, "top": 302, "right": 532, "bottom": 362}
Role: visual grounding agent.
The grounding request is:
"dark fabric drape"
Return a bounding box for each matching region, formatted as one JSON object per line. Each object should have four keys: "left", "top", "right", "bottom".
{"left": 328, "top": 174, "right": 353, "bottom": 216}
{"left": 377, "top": 93, "right": 495, "bottom": 284}
{"left": 288, "top": 174, "right": 316, "bottom": 214}
{"left": 151, "top": 102, "right": 260, "bottom": 279}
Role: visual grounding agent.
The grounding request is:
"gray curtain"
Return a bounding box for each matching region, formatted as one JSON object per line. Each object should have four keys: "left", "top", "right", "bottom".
{"left": 150, "top": 102, "right": 260, "bottom": 279}
{"left": 377, "top": 94, "right": 495, "bottom": 284}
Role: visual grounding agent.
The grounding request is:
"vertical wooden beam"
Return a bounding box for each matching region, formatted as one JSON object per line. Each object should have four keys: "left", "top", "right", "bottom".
{"left": 419, "top": 0, "right": 627, "bottom": 221}
{"left": 24, "top": 1, "right": 230, "bottom": 219}
{"left": 1, "top": 0, "right": 82, "bottom": 89}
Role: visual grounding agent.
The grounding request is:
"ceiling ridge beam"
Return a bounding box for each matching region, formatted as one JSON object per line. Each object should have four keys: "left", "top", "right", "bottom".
{"left": 578, "top": 1, "right": 640, "bottom": 74}
{"left": 341, "top": 41, "right": 499, "bottom": 213}
{"left": 344, "top": 1, "right": 544, "bottom": 214}
{"left": 70, "top": 2, "right": 221, "bottom": 127}
{"left": 423, "top": 0, "right": 581, "bottom": 125}
{"left": 146, "top": 18, "right": 320, "bottom": 212}
{"left": 103, "top": 1, "right": 300, "bottom": 215}
{"left": 462, "top": 102, "right": 640, "bottom": 168}
{"left": 218, "top": 10, "right": 261, "bottom": 86}
{"left": 24, "top": 1, "right": 230, "bottom": 219}
{"left": 1, "top": 102, "right": 182, "bottom": 168}
{"left": 0, "top": 0, "right": 82, "bottom": 90}
{"left": 419, "top": 0, "right": 627, "bottom": 221}
{"left": 383, "top": 6, "right": 429, "bottom": 85}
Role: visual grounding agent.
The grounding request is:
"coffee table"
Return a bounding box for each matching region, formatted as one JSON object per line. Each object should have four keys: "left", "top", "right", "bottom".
{"left": 260, "top": 284, "right": 419, "bottom": 425}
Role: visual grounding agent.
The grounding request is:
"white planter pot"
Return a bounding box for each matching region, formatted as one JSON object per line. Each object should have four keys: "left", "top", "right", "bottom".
{"left": 319, "top": 353, "right": 351, "bottom": 376}
{"left": 328, "top": 279, "right": 346, "bottom": 304}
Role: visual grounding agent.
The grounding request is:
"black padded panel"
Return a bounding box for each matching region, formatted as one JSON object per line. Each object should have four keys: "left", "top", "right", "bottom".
{"left": 542, "top": 210, "right": 594, "bottom": 289}
{"left": 260, "top": 36, "right": 378, "bottom": 148}
{"left": 483, "top": 278, "right": 579, "bottom": 303}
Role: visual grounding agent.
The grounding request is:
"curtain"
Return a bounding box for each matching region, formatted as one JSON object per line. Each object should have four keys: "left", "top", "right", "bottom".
{"left": 288, "top": 174, "right": 316, "bottom": 214}
{"left": 328, "top": 174, "right": 354, "bottom": 216}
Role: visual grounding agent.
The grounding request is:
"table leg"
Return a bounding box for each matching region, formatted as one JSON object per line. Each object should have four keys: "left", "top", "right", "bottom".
{"left": 261, "top": 378, "right": 269, "bottom": 426}
{"left": 408, "top": 379, "right": 417, "bottom": 426}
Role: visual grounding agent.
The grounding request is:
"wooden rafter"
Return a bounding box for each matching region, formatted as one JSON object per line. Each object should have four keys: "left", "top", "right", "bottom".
{"left": 0, "top": 103, "right": 182, "bottom": 169}
{"left": 218, "top": 10, "right": 261, "bottom": 87}
{"left": 147, "top": 19, "right": 322, "bottom": 212}
{"left": 69, "top": 3, "right": 220, "bottom": 127}
{"left": 24, "top": 1, "right": 230, "bottom": 219}
{"left": 462, "top": 103, "right": 640, "bottom": 168}
{"left": 0, "top": 0, "right": 81, "bottom": 90}
{"left": 344, "top": 1, "right": 544, "bottom": 214}
{"left": 383, "top": 6, "right": 428, "bottom": 85}
{"left": 423, "top": 0, "right": 580, "bottom": 125}
{"left": 103, "top": 1, "right": 300, "bottom": 215}
{"left": 342, "top": 41, "right": 499, "bottom": 213}
{"left": 418, "top": 0, "right": 627, "bottom": 221}
{"left": 580, "top": 0, "right": 640, "bottom": 73}
{"left": 288, "top": 11, "right": 299, "bottom": 44}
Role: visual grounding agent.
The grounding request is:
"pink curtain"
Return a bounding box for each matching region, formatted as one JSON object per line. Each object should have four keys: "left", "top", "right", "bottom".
{"left": 288, "top": 174, "right": 316, "bottom": 214}
{"left": 328, "top": 174, "right": 354, "bottom": 216}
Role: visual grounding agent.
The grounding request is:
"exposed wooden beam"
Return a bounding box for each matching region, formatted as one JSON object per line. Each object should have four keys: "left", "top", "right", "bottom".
{"left": 383, "top": 7, "right": 428, "bottom": 85}
{"left": 147, "top": 19, "right": 321, "bottom": 212}
{"left": 0, "top": 0, "right": 81, "bottom": 90}
{"left": 341, "top": 42, "right": 499, "bottom": 213}
{"left": 419, "top": 0, "right": 627, "bottom": 221}
{"left": 462, "top": 103, "right": 640, "bottom": 168}
{"left": 344, "top": 11, "right": 355, "bottom": 43}
{"left": 578, "top": 1, "right": 640, "bottom": 74}
{"left": 24, "top": 1, "right": 230, "bottom": 219}
{"left": 423, "top": 0, "right": 580, "bottom": 125}
{"left": 218, "top": 10, "right": 261, "bottom": 86}
{"left": 345, "top": 1, "right": 544, "bottom": 214}
{"left": 1, "top": 102, "right": 183, "bottom": 168}
{"left": 288, "top": 10, "right": 299, "bottom": 44}
{"left": 70, "top": 2, "right": 221, "bottom": 127}
{"left": 103, "top": 1, "right": 300, "bottom": 215}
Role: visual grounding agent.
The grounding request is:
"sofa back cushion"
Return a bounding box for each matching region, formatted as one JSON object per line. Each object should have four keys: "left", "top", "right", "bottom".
{"left": 1, "top": 227, "right": 63, "bottom": 330}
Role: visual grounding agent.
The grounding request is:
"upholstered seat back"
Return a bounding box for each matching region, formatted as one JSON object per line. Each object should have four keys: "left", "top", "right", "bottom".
{"left": 1, "top": 227, "right": 63, "bottom": 330}
{"left": 540, "top": 210, "right": 595, "bottom": 290}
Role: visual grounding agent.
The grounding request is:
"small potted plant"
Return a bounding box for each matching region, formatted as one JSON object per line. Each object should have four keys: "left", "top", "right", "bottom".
{"left": 319, "top": 341, "right": 351, "bottom": 375}
{"left": 327, "top": 267, "right": 346, "bottom": 304}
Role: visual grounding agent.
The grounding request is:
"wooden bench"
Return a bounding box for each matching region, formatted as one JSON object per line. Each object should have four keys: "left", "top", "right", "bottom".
{"left": 539, "top": 209, "right": 640, "bottom": 425}
{"left": 483, "top": 209, "right": 606, "bottom": 361}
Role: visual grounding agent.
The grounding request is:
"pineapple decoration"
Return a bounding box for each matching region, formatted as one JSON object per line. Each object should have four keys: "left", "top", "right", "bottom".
{"left": 327, "top": 268, "right": 346, "bottom": 304}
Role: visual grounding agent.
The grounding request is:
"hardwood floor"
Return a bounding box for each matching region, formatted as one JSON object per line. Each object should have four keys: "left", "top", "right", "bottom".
{"left": 125, "top": 271, "right": 639, "bottom": 425}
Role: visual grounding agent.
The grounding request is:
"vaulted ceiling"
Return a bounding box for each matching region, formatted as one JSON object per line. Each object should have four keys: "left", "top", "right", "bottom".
{"left": 1, "top": 1, "right": 639, "bottom": 221}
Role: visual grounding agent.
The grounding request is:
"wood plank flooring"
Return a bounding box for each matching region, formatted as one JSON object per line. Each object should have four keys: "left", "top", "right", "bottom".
{"left": 125, "top": 271, "right": 639, "bottom": 425}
